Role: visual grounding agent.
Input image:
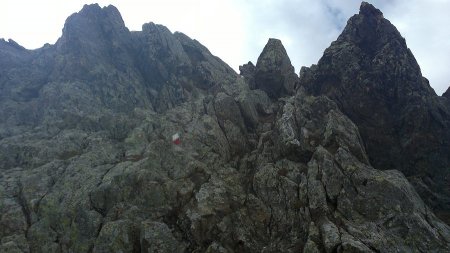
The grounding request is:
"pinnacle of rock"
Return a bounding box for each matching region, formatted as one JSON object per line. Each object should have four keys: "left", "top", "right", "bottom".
{"left": 303, "top": 0, "right": 450, "bottom": 225}
{"left": 359, "top": 1, "right": 384, "bottom": 18}
{"left": 253, "top": 38, "right": 297, "bottom": 98}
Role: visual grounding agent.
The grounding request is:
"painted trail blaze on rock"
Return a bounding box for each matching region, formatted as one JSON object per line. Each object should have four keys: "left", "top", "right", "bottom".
{"left": 172, "top": 133, "right": 181, "bottom": 145}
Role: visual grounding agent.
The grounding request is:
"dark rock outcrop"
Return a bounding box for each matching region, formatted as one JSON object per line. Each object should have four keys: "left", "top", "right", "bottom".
{"left": 242, "top": 38, "right": 297, "bottom": 98}
{"left": 444, "top": 86, "right": 450, "bottom": 99}
{"left": 302, "top": 2, "right": 450, "bottom": 223}
{"left": 239, "top": 61, "right": 256, "bottom": 89}
{"left": 1, "top": 3, "right": 449, "bottom": 252}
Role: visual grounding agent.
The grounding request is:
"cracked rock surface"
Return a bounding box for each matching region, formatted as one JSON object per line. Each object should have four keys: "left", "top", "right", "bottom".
{"left": 302, "top": 2, "right": 450, "bottom": 223}
{"left": 1, "top": 2, "right": 449, "bottom": 253}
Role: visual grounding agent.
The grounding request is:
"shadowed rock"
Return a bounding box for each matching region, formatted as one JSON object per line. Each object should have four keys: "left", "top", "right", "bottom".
{"left": 253, "top": 38, "right": 297, "bottom": 98}
{"left": 1, "top": 3, "right": 449, "bottom": 252}
{"left": 239, "top": 61, "right": 256, "bottom": 89}
{"left": 302, "top": 1, "right": 450, "bottom": 223}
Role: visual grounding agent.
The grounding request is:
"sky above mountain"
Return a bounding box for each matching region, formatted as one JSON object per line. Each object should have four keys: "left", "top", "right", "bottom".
{"left": 1, "top": 0, "right": 449, "bottom": 95}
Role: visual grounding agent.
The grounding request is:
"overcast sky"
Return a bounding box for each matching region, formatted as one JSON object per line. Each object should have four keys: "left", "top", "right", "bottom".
{"left": 1, "top": 0, "right": 449, "bottom": 95}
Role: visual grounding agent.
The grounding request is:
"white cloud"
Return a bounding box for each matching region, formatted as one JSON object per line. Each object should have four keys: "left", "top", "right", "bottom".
{"left": 0, "top": 0, "right": 449, "bottom": 94}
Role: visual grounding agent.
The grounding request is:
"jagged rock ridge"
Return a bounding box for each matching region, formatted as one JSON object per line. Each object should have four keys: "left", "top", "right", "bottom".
{"left": 0, "top": 2, "right": 449, "bottom": 253}
{"left": 444, "top": 86, "right": 450, "bottom": 99}
{"left": 301, "top": 1, "right": 450, "bottom": 224}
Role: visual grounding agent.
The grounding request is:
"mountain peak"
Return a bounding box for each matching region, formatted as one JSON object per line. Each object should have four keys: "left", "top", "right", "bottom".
{"left": 2, "top": 3, "right": 450, "bottom": 252}
{"left": 57, "top": 4, "right": 129, "bottom": 53}
{"left": 265, "top": 38, "right": 283, "bottom": 48}
{"left": 256, "top": 38, "right": 290, "bottom": 67}
{"left": 253, "top": 38, "right": 297, "bottom": 98}
{"left": 61, "top": 4, "right": 126, "bottom": 36}
{"left": 77, "top": 4, "right": 121, "bottom": 19}
{"left": 79, "top": 3, "right": 101, "bottom": 14}
{"left": 303, "top": 1, "right": 450, "bottom": 225}
{"left": 338, "top": 1, "right": 404, "bottom": 48}
{"left": 359, "top": 1, "right": 384, "bottom": 18}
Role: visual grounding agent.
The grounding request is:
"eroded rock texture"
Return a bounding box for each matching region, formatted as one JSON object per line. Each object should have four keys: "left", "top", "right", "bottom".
{"left": 253, "top": 38, "right": 297, "bottom": 99}
{"left": 1, "top": 2, "right": 449, "bottom": 253}
{"left": 302, "top": 2, "right": 450, "bottom": 223}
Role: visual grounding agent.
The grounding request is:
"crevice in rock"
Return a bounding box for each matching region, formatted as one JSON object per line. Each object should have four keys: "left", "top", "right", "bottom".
{"left": 362, "top": 179, "right": 368, "bottom": 186}
{"left": 87, "top": 219, "right": 104, "bottom": 253}
{"left": 15, "top": 180, "right": 32, "bottom": 237}
{"left": 89, "top": 193, "right": 107, "bottom": 218}
{"left": 97, "top": 165, "right": 115, "bottom": 187}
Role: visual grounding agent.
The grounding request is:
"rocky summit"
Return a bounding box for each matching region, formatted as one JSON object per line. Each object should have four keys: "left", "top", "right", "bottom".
{"left": 301, "top": 1, "right": 450, "bottom": 224}
{"left": 1, "top": 2, "right": 449, "bottom": 253}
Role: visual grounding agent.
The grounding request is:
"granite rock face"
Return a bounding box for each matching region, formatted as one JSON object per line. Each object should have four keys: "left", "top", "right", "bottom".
{"left": 1, "top": 3, "right": 450, "bottom": 253}
{"left": 243, "top": 38, "right": 297, "bottom": 99}
{"left": 302, "top": 2, "right": 450, "bottom": 223}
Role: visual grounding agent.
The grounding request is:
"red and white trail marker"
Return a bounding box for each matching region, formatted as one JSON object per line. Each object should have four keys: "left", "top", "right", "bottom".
{"left": 172, "top": 133, "right": 181, "bottom": 145}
